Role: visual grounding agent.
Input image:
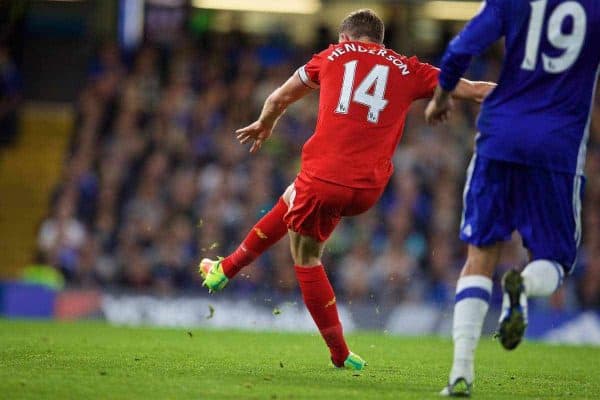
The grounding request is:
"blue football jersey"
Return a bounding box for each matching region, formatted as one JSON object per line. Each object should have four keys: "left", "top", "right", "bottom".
{"left": 439, "top": 0, "right": 600, "bottom": 175}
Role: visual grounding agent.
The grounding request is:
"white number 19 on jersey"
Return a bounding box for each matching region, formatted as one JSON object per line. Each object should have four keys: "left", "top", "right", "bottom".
{"left": 335, "top": 61, "right": 389, "bottom": 123}
{"left": 522, "top": 0, "right": 587, "bottom": 73}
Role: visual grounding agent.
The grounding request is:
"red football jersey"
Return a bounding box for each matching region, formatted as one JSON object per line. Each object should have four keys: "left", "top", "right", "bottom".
{"left": 297, "top": 41, "right": 439, "bottom": 188}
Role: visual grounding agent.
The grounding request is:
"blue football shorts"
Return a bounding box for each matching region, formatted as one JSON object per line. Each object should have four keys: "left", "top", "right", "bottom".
{"left": 459, "top": 153, "right": 585, "bottom": 274}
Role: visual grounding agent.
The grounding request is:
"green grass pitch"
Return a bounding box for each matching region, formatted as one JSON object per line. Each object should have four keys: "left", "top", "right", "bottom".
{"left": 1, "top": 320, "right": 599, "bottom": 399}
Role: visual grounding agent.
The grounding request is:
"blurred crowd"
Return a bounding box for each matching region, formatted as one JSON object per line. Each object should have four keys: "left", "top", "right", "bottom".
{"left": 36, "top": 30, "right": 600, "bottom": 310}
{"left": 0, "top": 43, "right": 21, "bottom": 147}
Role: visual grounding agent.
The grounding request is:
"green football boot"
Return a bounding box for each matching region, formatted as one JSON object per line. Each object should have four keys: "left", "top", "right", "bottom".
{"left": 198, "top": 258, "right": 229, "bottom": 293}
{"left": 334, "top": 352, "right": 367, "bottom": 371}
{"left": 440, "top": 377, "right": 472, "bottom": 397}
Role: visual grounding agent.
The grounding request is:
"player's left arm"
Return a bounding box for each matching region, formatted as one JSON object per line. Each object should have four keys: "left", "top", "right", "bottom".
{"left": 452, "top": 79, "right": 497, "bottom": 103}
{"left": 425, "top": 79, "right": 496, "bottom": 124}
{"left": 236, "top": 73, "right": 313, "bottom": 153}
{"left": 426, "top": 0, "right": 504, "bottom": 125}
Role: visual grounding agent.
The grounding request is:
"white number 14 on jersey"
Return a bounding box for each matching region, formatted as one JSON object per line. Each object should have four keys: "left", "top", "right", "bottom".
{"left": 335, "top": 61, "right": 389, "bottom": 123}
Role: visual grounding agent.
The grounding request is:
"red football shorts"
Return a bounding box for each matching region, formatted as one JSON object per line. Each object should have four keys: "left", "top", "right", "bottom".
{"left": 284, "top": 171, "right": 385, "bottom": 242}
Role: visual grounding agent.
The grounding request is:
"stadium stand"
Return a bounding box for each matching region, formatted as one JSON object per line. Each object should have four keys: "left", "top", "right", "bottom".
{"left": 35, "top": 31, "right": 600, "bottom": 311}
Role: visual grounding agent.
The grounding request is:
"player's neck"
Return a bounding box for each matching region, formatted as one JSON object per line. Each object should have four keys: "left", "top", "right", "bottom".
{"left": 342, "top": 36, "right": 382, "bottom": 46}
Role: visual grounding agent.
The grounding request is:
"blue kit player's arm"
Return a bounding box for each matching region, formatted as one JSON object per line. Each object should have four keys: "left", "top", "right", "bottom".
{"left": 438, "top": 1, "right": 504, "bottom": 91}
{"left": 426, "top": 0, "right": 505, "bottom": 124}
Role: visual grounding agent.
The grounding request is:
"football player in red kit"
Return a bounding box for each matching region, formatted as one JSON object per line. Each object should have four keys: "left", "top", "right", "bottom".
{"left": 199, "top": 9, "right": 495, "bottom": 369}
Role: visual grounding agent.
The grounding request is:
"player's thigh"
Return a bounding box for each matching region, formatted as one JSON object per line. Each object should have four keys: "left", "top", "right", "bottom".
{"left": 516, "top": 169, "right": 584, "bottom": 273}
{"left": 284, "top": 173, "right": 348, "bottom": 243}
{"left": 341, "top": 185, "right": 385, "bottom": 217}
{"left": 460, "top": 154, "right": 513, "bottom": 247}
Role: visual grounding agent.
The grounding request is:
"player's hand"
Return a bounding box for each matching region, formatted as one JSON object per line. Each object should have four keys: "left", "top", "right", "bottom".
{"left": 425, "top": 98, "right": 453, "bottom": 125}
{"left": 235, "top": 120, "right": 272, "bottom": 153}
{"left": 425, "top": 87, "right": 454, "bottom": 126}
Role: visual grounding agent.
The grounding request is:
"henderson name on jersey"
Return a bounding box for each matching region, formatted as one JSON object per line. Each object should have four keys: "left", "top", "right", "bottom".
{"left": 297, "top": 41, "right": 439, "bottom": 189}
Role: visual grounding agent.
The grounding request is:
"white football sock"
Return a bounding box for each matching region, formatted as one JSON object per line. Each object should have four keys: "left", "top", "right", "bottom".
{"left": 449, "top": 275, "right": 493, "bottom": 385}
{"left": 521, "top": 259, "right": 564, "bottom": 297}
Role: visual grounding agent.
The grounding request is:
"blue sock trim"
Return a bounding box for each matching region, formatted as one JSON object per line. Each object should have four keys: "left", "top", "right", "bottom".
{"left": 455, "top": 287, "right": 491, "bottom": 304}
{"left": 551, "top": 261, "right": 565, "bottom": 291}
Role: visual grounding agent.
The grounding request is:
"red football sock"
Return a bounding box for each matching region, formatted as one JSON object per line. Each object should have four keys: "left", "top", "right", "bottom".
{"left": 295, "top": 265, "right": 350, "bottom": 366}
{"left": 221, "top": 197, "right": 289, "bottom": 279}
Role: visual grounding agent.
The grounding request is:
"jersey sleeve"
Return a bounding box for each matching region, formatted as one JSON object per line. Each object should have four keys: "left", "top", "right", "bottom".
{"left": 408, "top": 58, "right": 440, "bottom": 100}
{"left": 297, "top": 52, "right": 323, "bottom": 89}
{"left": 439, "top": 0, "right": 505, "bottom": 91}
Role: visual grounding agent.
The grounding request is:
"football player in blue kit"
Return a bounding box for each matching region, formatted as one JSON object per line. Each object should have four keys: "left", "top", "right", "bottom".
{"left": 425, "top": 0, "right": 600, "bottom": 396}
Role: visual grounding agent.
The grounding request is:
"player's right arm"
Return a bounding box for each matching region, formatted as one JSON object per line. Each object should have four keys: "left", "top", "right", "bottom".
{"left": 235, "top": 73, "right": 313, "bottom": 153}
{"left": 238, "top": 48, "right": 327, "bottom": 153}
{"left": 425, "top": 0, "right": 504, "bottom": 125}
{"left": 236, "top": 73, "right": 313, "bottom": 153}
{"left": 438, "top": 0, "right": 504, "bottom": 92}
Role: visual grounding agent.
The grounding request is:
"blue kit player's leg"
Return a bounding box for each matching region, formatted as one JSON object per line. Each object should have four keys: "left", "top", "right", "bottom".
{"left": 514, "top": 167, "right": 583, "bottom": 274}
{"left": 459, "top": 155, "right": 514, "bottom": 247}
{"left": 497, "top": 167, "right": 585, "bottom": 350}
{"left": 442, "top": 155, "right": 514, "bottom": 397}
